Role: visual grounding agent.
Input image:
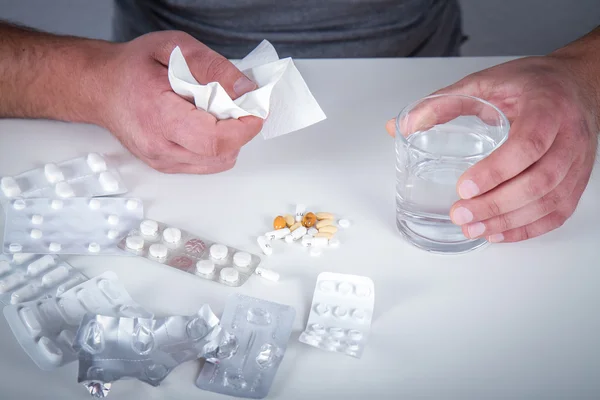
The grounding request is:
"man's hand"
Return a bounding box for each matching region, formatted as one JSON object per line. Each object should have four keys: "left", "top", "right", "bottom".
{"left": 387, "top": 29, "right": 600, "bottom": 243}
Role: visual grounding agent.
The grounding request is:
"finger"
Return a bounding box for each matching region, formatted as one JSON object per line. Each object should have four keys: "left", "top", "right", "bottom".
{"left": 214, "top": 116, "right": 263, "bottom": 152}
{"left": 156, "top": 159, "right": 238, "bottom": 175}
{"left": 456, "top": 102, "right": 561, "bottom": 200}
{"left": 450, "top": 132, "right": 575, "bottom": 225}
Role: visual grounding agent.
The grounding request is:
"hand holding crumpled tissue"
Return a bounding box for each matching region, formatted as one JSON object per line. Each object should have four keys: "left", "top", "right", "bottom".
{"left": 168, "top": 40, "right": 326, "bottom": 140}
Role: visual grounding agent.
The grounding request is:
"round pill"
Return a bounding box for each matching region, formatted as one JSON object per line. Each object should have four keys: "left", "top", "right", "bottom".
{"left": 107, "top": 215, "right": 119, "bottom": 225}
{"left": 126, "top": 199, "right": 139, "bottom": 210}
{"left": 338, "top": 219, "right": 351, "bottom": 228}
{"left": 31, "top": 214, "right": 43, "bottom": 225}
{"left": 1, "top": 177, "right": 21, "bottom": 197}
{"left": 12, "top": 199, "right": 26, "bottom": 210}
{"left": 162, "top": 227, "right": 181, "bottom": 244}
{"left": 126, "top": 236, "right": 144, "bottom": 250}
{"left": 310, "top": 248, "right": 322, "bottom": 257}
{"left": 44, "top": 163, "right": 64, "bottom": 183}
{"left": 30, "top": 229, "right": 42, "bottom": 239}
{"left": 107, "top": 229, "right": 119, "bottom": 240}
{"left": 233, "top": 252, "right": 252, "bottom": 268}
{"left": 88, "top": 199, "right": 101, "bottom": 210}
{"left": 51, "top": 199, "right": 63, "bottom": 210}
{"left": 307, "top": 227, "right": 318, "bottom": 236}
{"left": 55, "top": 182, "right": 74, "bottom": 198}
{"left": 86, "top": 153, "right": 107, "bottom": 172}
{"left": 196, "top": 260, "right": 215, "bottom": 275}
{"left": 98, "top": 171, "right": 119, "bottom": 192}
{"left": 9, "top": 243, "right": 22, "bottom": 253}
{"left": 149, "top": 243, "right": 168, "bottom": 259}
{"left": 140, "top": 220, "right": 158, "bottom": 236}
{"left": 329, "top": 238, "right": 341, "bottom": 248}
{"left": 220, "top": 267, "right": 239, "bottom": 283}
{"left": 210, "top": 244, "right": 228, "bottom": 260}
{"left": 49, "top": 242, "right": 61, "bottom": 252}
{"left": 88, "top": 243, "right": 100, "bottom": 253}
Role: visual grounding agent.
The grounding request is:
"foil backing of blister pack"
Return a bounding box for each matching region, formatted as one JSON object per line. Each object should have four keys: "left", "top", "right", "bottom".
{"left": 0, "top": 254, "right": 87, "bottom": 305}
{"left": 0, "top": 153, "right": 127, "bottom": 204}
{"left": 196, "top": 294, "right": 296, "bottom": 399}
{"left": 75, "top": 305, "right": 221, "bottom": 387}
{"left": 3, "top": 197, "right": 144, "bottom": 255}
{"left": 2, "top": 271, "right": 148, "bottom": 370}
{"left": 299, "top": 272, "right": 374, "bottom": 358}
{"left": 118, "top": 220, "right": 261, "bottom": 287}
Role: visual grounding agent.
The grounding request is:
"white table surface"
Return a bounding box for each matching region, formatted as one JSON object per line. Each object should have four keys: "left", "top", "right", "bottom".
{"left": 1, "top": 56, "right": 599, "bottom": 400}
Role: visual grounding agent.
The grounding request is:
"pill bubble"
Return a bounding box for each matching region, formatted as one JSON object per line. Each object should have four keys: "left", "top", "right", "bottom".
{"left": 44, "top": 163, "right": 64, "bottom": 183}
{"left": 333, "top": 306, "right": 348, "bottom": 318}
{"left": 30, "top": 229, "right": 43, "bottom": 239}
{"left": 9, "top": 243, "right": 22, "bottom": 253}
{"left": 88, "top": 243, "right": 101, "bottom": 253}
{"left": 126, "top": 199, "right": 138, "bottom": 210}
{"left": 355, "top": 285, "right": 371, "bottom": 298}
{"left": 319, "top": 280, "right": 336, "bottom": 292}
{"left": 195, "top": 260, "right": 215, "bottom": 276}
{"left": 1, "top": 177, "right": 21, "bottom": 197}
{"left": 107, "top": 229, "right": 119, "bottom": 240}
{"left": 107, "top": 215, "right": 119, "bottom": 225}
{"left": 51, "top": 199, "right": 63, "bottom": 210}
{"left": 31, "top": 214, "right": 43, "bottom": 225}
{"left": 210, "top": 244, "right": 228, "bottom": 260}
{"left": 140, "top": 220, "right": 158, "bottom": 236}
{"left": 88, "top": 199, "right": 101, "bottom": 210}
{"left": 220, "top": 267, "right": 239, "bottom": 283}
{"left": 348, "top": 330, "right": 363, "bottom": 341}
{"left": 233, "top": 251, "right": 252, "bottom": 268}
{"left": 98, "top": 171, "right": 118, "bottom": 192}
{"left": 149, "top": 243, "right": 168, "bottom": 259}
{"left": 86, "top": 153, "right": 107, "bottom": 172}
{"left": 337, "top": 282, "right": 354, "bottom": 296}
{"left": 162, "top": 227, "right": 181, "bottom": 244}
{"left": 12, "top": 199, "right": 26, "bottom": 210}
{"left": 55, "top": 182, "right": 74, "bottom": 198}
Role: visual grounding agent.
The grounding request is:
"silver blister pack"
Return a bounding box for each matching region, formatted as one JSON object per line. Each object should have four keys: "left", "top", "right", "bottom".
{"left": 196, "top": 294, "right": 296, "bottom": 399}
{"left": 2, "top": 271, "right": 147, "bottom": 370}
{"left": 3, "top": 197, "right": 144, "bottom": 255}
{"left": 118, "top": 219, "right": 262, "bottom": 287}
{"left": 75, "top": 305, "right": 221, "bottom": 387}
{"left": 0, "top": 254, "right": 87, "bottom": 305}
{"left": 299, "top": 272, "right": 374, "bottom": 358}
{"left": 0, "top": 153, "right": 127, "bottom": 204}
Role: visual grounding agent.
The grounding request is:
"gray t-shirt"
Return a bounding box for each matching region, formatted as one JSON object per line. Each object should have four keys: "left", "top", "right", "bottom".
{"left": 113, "top": 0, "right": 463, "bottom": 58}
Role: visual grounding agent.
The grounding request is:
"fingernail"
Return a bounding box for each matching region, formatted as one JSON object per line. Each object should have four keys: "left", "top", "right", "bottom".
{"left": 233, "top": 75, "right": 257, "bottom": 96}
{"left": 452, "top": 207, "right": 473, "bottom": 225}
{"left": 467, "top": 222, "right": 485, "bottom": 238}
{"left": 488, "top": 233, "right": 504, "bottom": 243}
{"left": 458, "top": 180, "right": 480, "bottom": 199}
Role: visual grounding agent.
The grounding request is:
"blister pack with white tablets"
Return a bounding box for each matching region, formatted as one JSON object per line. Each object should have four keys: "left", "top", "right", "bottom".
{"left": 299, "top": 272, "right": 374, "bottom": 358}
{"left": 196, "top": 294, "right": 296, "bottom": 399}
{"left": 75, "top": 305, "right": 221, "bottom": 387}
{"left": 2, "top": 271, "right": 147, "bottom": 370}
{"left": 118, "top": 220, "right": 261, "bottom": 287}
{"left": 0, "top": 254, "right": 87, "bottom": 305}
{"left": 3, "top": 197, "right": 144, "bottom": 255}
{"left": 0, "top": 153, "right": 127, "bottom": 204}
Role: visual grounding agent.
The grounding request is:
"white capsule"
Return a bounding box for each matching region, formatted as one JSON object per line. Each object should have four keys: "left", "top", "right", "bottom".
{"left": 301, "top": 235, "right": 313, "bottom": 247}
{"left": 107, "top": 229, "right": 119, "bottom": 240}
{"left": 55, "top": 182, "right": 74, "bottom": 198}
{"left": 51, "top": 199, "right": 63, "bottom": 210}
{"left": 88, "top": 242, "right": 101, "bottom": 253}
{"left": 126, "top": 199, "right": 139, "bottom": 210}
{"left": 162, "top": 227, "right": 181, "bottom": 244}
{"left": 48, "top": 242, "right": 62, "bottom": 252}
{"left": 86, "top": 152, "right": 107, "bottom": 172}
{"left": 149, "top": 243, "right": 168, "bottom": 259}
{"left": 310, "top": 248, "right": 323, "bottom": 257}
{"left": 31, "top": 214, "right": 43, "bottom": 225}
{"left": 98, "top": 171, "right": 119, "bottom": 192}
{"left": 338, "top": 219, "right": 351, "bottom": 228}
{"left": 329, "top": 238, "right": 341, "bottom": 248}
{"left": 257, "top": 236, "right": 272, "bottom": 256}
{"left": 30, "top": 229, "right": 43, "bottom": 239}
{"left": 195, "top": 260, "right": 215, "bottom": 275}
{"left": 43, "top": 163, "right": 64, "bottom": 183}
{"left": 12, "top": 253, "right": 35, "bottom": 265}
{"left": 265, "top": 228, "right": 290, "bottom": 241}
{"left": 126, "top": 236, "right": 144, "bottom": 251}
{"left": 284, "top": 235, "right": 294, "bottom": 244}
{"left": 295, "top": 204, "right": 306, "bottom": 222}
{"left": 210, "top": 244, "right": 228, "bottom": 260}
{"left": 9, "top": 243, "right": 22, "bottom": 253}
{"left": 312, "top": 237, "right": 329, "bottom": 247}
{"left": 107, "top": 215, "right": 119, "bottom": 225}
{"left": 255, "top": 267, "right": 280, "bottom": 282}
{"left": 140, "top": 220, "right": 159, "bottom": 237}
{"left": 1, "top": 177, "right": 21, "bottom": 198}
{"left": 88, "top": 199, "right": 101, "bottom": 210}
{"left": 12, "top": 199, "right": 26, "bottom": 210}
{"left": 291, "top": 226, "right": 307, "bottom": 240}
{"left": 233, "top": 252, "right": 252, "bottom": 268}
{"left": 220, "top": 267, "right": 239, "bottom": 283}
{"left": 307, "top": 227, "right": 318, "bottom": 236}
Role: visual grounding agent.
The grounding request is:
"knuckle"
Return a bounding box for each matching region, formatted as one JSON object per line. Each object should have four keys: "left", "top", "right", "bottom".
{"left": 204, "top": 56, "right": 230, "bottom": 82}
{"left": 528, "top": 168, "right": 560, "bottom": 198}
{"left": 485, "top": 198, "right": 502, "bottom": 218}
{"left": 485, "top": 166, "right": 506, "bottom": 188}
{"left": 497, "top": 213, "right": 512, "bottom": 232}
{"left": 521, "top": 131, "right": 550, "bottom": 161}
{"left": 537, "top": 191, "right": 562, "bottom": 216}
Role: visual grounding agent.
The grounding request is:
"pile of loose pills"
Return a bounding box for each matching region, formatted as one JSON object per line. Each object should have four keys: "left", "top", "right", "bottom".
{"left": 257, "top": 204, "right": 351, "bottom": 257}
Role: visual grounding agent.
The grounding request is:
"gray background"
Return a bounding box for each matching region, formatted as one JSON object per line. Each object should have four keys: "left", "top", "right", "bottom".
{"left": 0, "top": 0, "right": 598, "bottom": 56}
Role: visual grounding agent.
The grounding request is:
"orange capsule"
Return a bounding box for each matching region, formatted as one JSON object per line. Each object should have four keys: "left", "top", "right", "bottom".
{"left": 302, "top": 212, "right": 317, "bottom": 228}
{"left": 273, "top": 216, "right": 286, "bottom": 229}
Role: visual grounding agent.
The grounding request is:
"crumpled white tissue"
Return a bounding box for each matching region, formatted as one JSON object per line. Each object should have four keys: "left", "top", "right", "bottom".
{"left": 168, "top": 40, "right": 327, "bottom": 139}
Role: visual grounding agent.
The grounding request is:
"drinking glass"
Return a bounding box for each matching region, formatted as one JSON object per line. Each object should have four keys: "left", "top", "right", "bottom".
{"left": 395, "top": 94, "right": 510, "bottom": 254}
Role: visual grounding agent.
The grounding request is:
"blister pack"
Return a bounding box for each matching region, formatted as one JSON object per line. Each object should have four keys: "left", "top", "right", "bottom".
{"left": 0, "top": 254, "right": 87, "bottom": 305}
{"left": 118, "top": 220, "right": 261, "bottom": 287}
{"left": 3, "top": 197, "right": 144, "bottom": 255}
{"left": 196, "top": 294, "right": 296, "bottom": 399}
{"left": 2, "top": 271, "right": 147, "bottom": 370}
{"left": 75, "top": 305, "right": 221, "bottom": 387}
{"left": 0, "top": 153, "right": 127, "bottom": 204}
{"left": 299, "top": 272, "right": 374, "bottom": 358}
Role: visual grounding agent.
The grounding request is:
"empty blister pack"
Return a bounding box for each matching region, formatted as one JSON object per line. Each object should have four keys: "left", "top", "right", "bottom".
{"left": 299, "top": 272, "right": 374, "bottom": 358}
{"left": 196, "top": 294, "right": 296, "bottom": 399}
{"left": 118, "top": 220, "right": 261, "bottom": 287}
{"left": 0, "top": 254, "right": 87, "bottom": 305}
{"left": 0, "top": 153, "right": 127, "bottom": 204}
{"left": 2, "top": 271, "right": 147, "bottom": 370}
{"left": 3, "top": 197, "right": 144, "bottom": 255}
{"left": 75, "top": 305, "right": 221, "bottom": 387}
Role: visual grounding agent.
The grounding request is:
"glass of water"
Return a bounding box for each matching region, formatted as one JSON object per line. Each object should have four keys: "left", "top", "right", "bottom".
{"left": 395, "top": 94, "right": 510, "bottom": 254}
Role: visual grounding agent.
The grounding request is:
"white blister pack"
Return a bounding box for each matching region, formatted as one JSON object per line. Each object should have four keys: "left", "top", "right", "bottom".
{"left": 0, "top": 254, "right": 87, "bottom": 305}
{"left": 0, "top": 153, "right": 127, "bottom": 204}
{"left": 3, "top": 197, "right": 144, "bottom": 255}
{"left": 75, "top": 305, "right": 221, "bottom": 387}
{"left": 299, "top": 272, "right": 374, "bottom": 358}
{"left": 118, "top": 220, "right": 261, "bottom": 287}
{"left": 196, "top": 294, "right": 296, "bottom": 399}
{"left": 2, "top": 271, "right": 147, "bottom": 370}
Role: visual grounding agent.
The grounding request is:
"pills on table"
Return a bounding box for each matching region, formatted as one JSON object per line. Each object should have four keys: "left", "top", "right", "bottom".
{"left": 149, "top": 243, "right": 168, "bottom": 259}
{"left": 338, "top": 219, "right": 351, "bottom": 228}
{"left": 51, "top": 199, "right": 63, "bottom": 210}
{"left": 12, "top": 199, "right": 26, "bottom": 210}
{"left": 283, "top": 214, "right": 295, "bottom": 227}
{"left": 315, "top": 232, "right": 333, "bottom": 240}
{"left": 273, "top": 216, "right": 286, "bottom": 229}
{"left": 88, "top": 243, "right": 101, "bottom": 253}
{"left": 210, "top": 244, "right": 228, "bottom": 260}
{"left": 162, "top": 227, "right": 182, "bottom": 244}
{"left": 107, "top": 229, "right": 119, "bottom": 240}
{"left": 310, "top": 248, "right": 323, "bottom": 257}
{"left": 316, "top": 219, "right": 334, "bottom": 229}
{"left": 140, "top": 220, "right": 158, "bottom": 237}
{"left": 316, "top": 212, "right": 334, "bottom": 220}
{"left": 126, "top": 199, "right": 139, "bottom": 210}
{"left": 126, "top": 236, "right": 144, "bottom": 251}
{"left": 318, "top": 226, "right": 338, "bottom": 234}
{"left": 98, "top": 171, "right": 119, "bottom": 192}
{"left": 31, "top": 214, "right": 43, "bottom": 225}
{"left": 301, "top": 235, "right": 313, "bottom": 247}
{"left": 329, "top": 238, "right": 341, "bottom": 248}
{"left": 302, "top": 212, "right": 317, "bottom": 228}
{"left": 44, "top": 163, "right": 64, "bottom": 183}
{"left": 284, "top": 235, "right": 294, "bottom": 243}
{"left": 255, "top": 267, "right": 280, "bottom": 282}
{"left": 86, "top": 153, "right": 107, "bottom": 172}
{"left": 30, "top": 229, "right": 43, "bottom": 239}
{"left": 257, "top": 236, "right": 272, "bottom": 255}
{"left": 9, "top": 243, "right": 22, "bottom": 253}
{"left": 308, "top": 227, "right": 318, "bottom": 236}
{"left": 220, "top": 267, "right": 239, "bottom": 283}
{"left": 295, "top": 204, "right": 306, "bottom": 222}
{"left": 291, "top": 226, "right": 307, "bottom": 240}
{"left": 1, "top": 177, "right": 21, "bottom": 197}
{"left": 49, "top": 242, "right": 62, "bottom": 252}
{"left": 88, "top": 199, "right": 101, "bottom": 210}
{"left": 107, "top": 215, "right": 119, "bottom": 225}
{"left": 265, "top": 228, "right": 290, "bottom": 241}
{"left": 195, "top": 260, "right": 215, "bottom": 275}
{"left": 233, "top": 252, "right": 252, "bottom": 268}
{"left": 55, "top": 182, "right": 74, "bottom": 198}
{"left": 289, "top": 222, "right": 302, "bottom": 232}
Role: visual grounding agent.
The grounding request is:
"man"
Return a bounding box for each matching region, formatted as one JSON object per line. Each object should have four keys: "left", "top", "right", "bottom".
{"left": 0, "top": 0, "right": 598, "bottom": 244}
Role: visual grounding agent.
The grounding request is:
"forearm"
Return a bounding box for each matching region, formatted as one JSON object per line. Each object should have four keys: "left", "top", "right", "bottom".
{"left": 0, "top": 21, "right": 118, "bottom": 125}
